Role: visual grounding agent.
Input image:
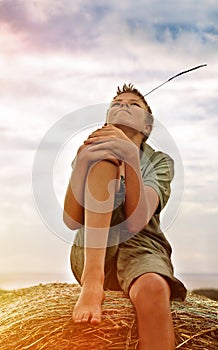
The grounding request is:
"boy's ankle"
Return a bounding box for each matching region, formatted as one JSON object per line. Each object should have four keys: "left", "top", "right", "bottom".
{"left": 81, "top": 271, "right": 105, "bottom": 286}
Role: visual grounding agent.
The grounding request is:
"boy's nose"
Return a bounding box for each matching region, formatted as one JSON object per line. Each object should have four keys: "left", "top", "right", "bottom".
{"left": 120, "top": 101, "right": 130, "bottom": 108}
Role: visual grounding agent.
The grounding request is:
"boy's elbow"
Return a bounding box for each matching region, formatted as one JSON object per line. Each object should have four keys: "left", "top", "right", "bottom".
{"left": 63, "top": 212, "right": 81, "bottom": 230}
{"left": 127, "top": 218, "right": 149, "bottom": 234}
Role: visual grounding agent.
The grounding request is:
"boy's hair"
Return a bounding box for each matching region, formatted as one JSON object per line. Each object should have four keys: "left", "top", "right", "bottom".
{"left": 114, "top": 83, "right": 154, "bottom": 140}
{"left": 114, "top": 83, "right": 152, "bottom": 114}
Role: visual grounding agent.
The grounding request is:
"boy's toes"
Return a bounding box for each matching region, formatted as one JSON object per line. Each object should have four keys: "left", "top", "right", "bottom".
{"left": 90, "top": 312, "right": 101, "bottom": 325}
{"left": 81, "top": 311, "right": 90, "bottom": 323}
{"left": 73, "top": 311, "right": 84, "bottom": 323}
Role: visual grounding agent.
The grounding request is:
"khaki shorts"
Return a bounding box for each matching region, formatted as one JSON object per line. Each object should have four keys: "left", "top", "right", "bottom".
{"left": 70, "top": 227, "right": 187, "bottom": 301}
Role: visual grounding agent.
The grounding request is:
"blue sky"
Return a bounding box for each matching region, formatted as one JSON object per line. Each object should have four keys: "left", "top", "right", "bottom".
{"left": 0, "top": 0, "right": 218, "bottom": 285}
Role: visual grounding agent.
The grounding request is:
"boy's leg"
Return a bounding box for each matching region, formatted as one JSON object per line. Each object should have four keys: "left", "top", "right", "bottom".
{"left": 73, "top": 160, "right": 118, "bottom": 325}
{"left": 129, "top": 273, "right": 175, "bottom": 350}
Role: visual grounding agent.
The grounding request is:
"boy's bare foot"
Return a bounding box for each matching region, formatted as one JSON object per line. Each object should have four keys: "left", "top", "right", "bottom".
{"left": 73, "top": 282, "right": 105, "bottom": 325}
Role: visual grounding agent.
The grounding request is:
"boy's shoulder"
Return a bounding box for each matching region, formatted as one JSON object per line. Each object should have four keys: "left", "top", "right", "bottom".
{"left": 141, "top": 143, "right": 173, "bottom": 164}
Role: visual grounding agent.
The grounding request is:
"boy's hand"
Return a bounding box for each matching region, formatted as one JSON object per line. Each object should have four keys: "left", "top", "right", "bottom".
{"left": 84, "top": 125, "right": 139, "bottom": 164}
{"left": 75, "top": 136, "right": 121, "bottom": 167}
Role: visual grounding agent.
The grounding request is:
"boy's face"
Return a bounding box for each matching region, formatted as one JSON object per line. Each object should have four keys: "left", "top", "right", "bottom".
{"left": 106, "top": 92, "right": 150, "bottom": 135}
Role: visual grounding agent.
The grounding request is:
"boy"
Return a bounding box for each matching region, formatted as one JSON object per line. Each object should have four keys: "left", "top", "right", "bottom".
{"left": 63, "top": 84, "right": 186, "bottom": 350}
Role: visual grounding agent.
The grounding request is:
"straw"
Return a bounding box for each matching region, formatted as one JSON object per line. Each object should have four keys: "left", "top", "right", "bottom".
{"left": 0, "top": 283, "right": 217, "bottom": 349}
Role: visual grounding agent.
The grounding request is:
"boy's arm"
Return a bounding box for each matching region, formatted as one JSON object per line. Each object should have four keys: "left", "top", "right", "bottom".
{"left": 124, "top": 155, "right": 159, "bottom": 234}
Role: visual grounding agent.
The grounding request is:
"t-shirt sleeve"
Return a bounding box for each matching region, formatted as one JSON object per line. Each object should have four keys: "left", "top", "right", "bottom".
{"left": 140, "top": 152, "right": 174, "bottom": 213}
{"left": 71, "top": 157, "right": 76, "bottom": 170}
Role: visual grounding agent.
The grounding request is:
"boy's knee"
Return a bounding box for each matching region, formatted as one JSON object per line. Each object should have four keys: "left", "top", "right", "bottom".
{"left": 89, "top": 159, "right": 119, "bottom": 176}
{"left": 129, "top": 273, "right": 171, "bottom": 307}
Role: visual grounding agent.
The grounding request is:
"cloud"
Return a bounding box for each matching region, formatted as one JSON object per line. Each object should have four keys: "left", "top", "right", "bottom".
{"left": 0, "top": 0, "right": 112, "bottom": 52}
{"left": 168, "top": 202, "right": 218, "bottom": 274}
{"left": 1, "top": 0, "right": 217, "bottom": 56}
{"left": 1, "top": 0, "right": 217, "bottom": 104}
{"left": 0, "top": 127, "right": 38, "bottom": 150}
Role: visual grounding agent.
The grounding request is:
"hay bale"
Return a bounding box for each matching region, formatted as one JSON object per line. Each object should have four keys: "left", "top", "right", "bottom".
{"left": 0, "top": 283, "right": 217, "bottom": 350}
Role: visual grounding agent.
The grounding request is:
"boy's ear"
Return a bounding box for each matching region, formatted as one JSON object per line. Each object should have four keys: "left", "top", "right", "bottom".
{"left": 144, "top": 124, "right": 152, "bottom": 136}
{"left": 105, "top": 108, "right": 110, "bottom": 124}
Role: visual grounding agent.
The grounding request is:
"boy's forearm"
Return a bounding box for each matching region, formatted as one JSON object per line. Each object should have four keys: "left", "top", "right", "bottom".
{"left": 124, "top": 157, "right": 159, "bottom": 233}
{"left": 124, "top": 159, "right": 147, "bottom": 232}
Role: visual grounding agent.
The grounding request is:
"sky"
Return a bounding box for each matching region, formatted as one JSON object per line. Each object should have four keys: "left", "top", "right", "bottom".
{"left": 0, "top": 0, "right": 218, "bottom": 287}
